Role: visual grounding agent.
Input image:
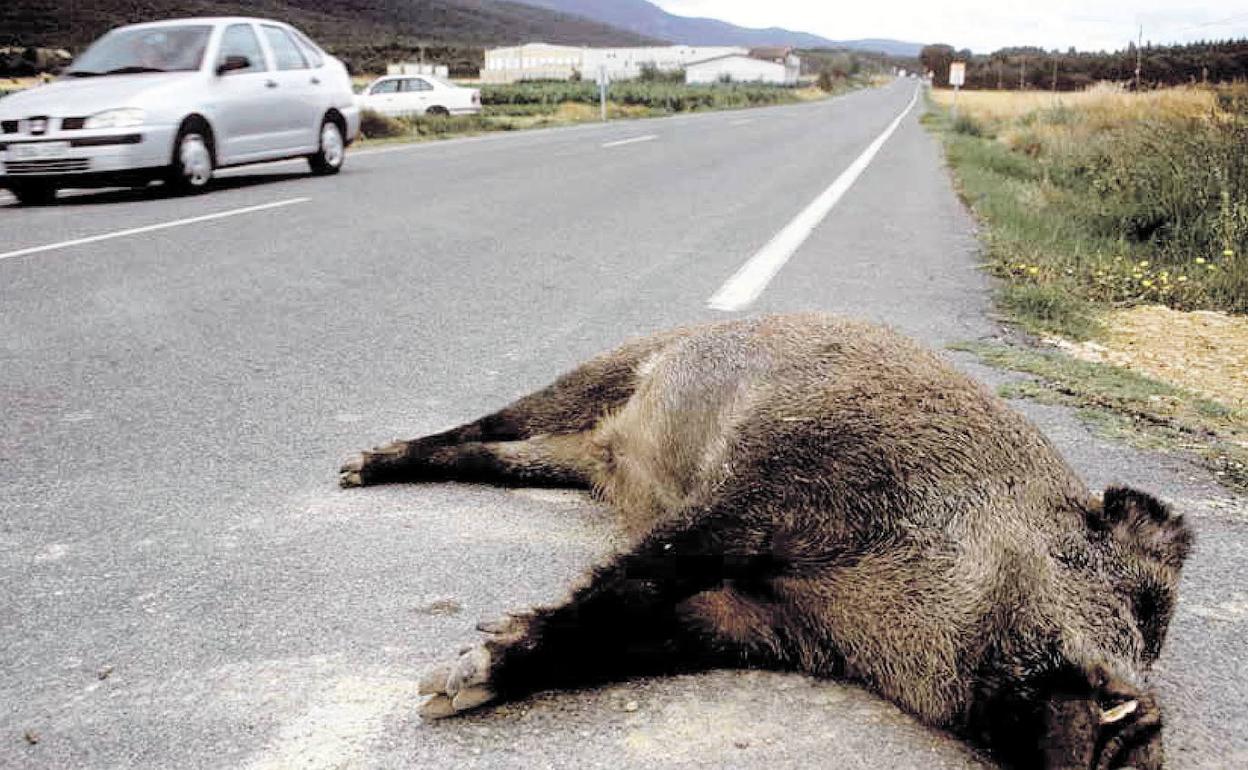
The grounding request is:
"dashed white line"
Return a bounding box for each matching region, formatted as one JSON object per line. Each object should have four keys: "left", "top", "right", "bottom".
{"left": 601, "top": 134, "right": 658, "bottom": 149}
{"left": 0, "top": 197, "right": 310, "bottom": 261}
{"left": 707, "top": 87, "right": 921, "bottom": 312}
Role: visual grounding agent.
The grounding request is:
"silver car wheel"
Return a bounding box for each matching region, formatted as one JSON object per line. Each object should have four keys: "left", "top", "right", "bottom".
{"left": 179, "top": 134, "right": 213, "bottom": 187}
{"left": 320, "top": 122, "right": 344, "bottom": 168}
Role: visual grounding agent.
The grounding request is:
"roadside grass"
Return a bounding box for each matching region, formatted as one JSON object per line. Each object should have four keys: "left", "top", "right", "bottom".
{"left": 950, "top": 341, "right": 1248, "bottom": 491}
{"left": 478, "top": 80, "right": 826, "bottom": 112}
{"left": 928, "top": 83, "right": 1248, "bottom": 336}
{"left": 928, "top": 84, "right": 1248, "bottom": 490}
{"left": 355, "top": 103, "right": 657, "bottom": 145}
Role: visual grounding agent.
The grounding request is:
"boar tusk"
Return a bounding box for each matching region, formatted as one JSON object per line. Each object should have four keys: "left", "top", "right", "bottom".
{"left": 1100, "top": 699, "right": 1139, "bottom": 724}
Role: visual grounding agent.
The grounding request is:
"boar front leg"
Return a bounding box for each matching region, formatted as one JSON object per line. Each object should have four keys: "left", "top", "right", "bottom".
{"left": 416, "top": 516, "right": 788, "bottom": 718}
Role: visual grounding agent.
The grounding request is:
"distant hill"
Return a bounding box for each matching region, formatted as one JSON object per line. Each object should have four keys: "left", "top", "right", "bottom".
{"left": 512, "top": 0, "right": 923, "bottom": 55}
{"left": 837, "top": 39, "right": 924, "bottom": 58}
{"left": 0, "top": 0, "right": 661, "bottom": 50}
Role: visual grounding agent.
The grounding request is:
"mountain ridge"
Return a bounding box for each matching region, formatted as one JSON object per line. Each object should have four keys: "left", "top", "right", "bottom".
{"left": 509, "top": 0, "right": 923, "bottom": 55}
{"left": 0, "top": 0, "right": 663, "bottom": 49}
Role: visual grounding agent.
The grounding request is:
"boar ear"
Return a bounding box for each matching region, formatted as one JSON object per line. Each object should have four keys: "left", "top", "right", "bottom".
{"left": 1094, "top": 486, "right": 1193, "bottom": 568}
{"left": 1101, "top": 486, "right": 1170, "bottom": 524}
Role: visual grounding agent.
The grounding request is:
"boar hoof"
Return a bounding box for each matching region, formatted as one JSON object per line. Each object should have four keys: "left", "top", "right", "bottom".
{"left": 338, "top": 441, "right": 407, "bottom": 488}
{"left": 418, "top": 646, "right": 496, "bottom": 720}
{"left": 476, "top": 615, "right": 525, "bottom": 637}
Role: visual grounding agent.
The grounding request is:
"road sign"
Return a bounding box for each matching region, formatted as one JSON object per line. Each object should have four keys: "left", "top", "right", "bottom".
{"left": 949, "top": 61, "right": 966, "bottom": 87}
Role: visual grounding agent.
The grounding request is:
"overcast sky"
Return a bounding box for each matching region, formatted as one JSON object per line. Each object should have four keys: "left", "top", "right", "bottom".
{"left": 652, "top": 1, "right": 1248, "bottom": 53}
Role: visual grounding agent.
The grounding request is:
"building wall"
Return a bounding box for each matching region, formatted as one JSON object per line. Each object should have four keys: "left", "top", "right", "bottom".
{"left": 685, "top": 56, "right": 790, "bottom": 85}
{"left": 580, "top": 46, "right": 745, "bottom": 82}
{"left": 482, "top": 43, "right": 583, "bottom": 83}
{"left": 387, "top": 62, "right": 450, "bottom": 77}
{"left": 480, "top": 43, "right": 748, "bottom": 83}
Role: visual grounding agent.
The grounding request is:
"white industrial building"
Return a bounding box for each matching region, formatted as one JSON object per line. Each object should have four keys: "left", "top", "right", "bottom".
{"left": 685, "top": 48, "right": 801, "bottom": 85}
{"left": 387, "top": 62, "right": 450, "bottom": 77}
{"left": 580, "top": 46, "right": 747, "bottom": 82}
{"left": 481, "top": 43, "right": 747, "bottom": 83}
{"left": 482, "top": 43, "right": 583, "bottom": 83}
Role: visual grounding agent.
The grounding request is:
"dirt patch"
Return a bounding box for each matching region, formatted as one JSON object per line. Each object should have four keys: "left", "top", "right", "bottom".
{"left": 1049, "top": 305, "right": 1248, "bottom": 409}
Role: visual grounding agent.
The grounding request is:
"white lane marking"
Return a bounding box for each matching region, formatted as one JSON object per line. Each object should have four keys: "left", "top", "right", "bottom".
{"left": 707, "top": 87, "right": 920, "bottom": 312}
{"left": 602, "top": 134, "right": 658, "bottom": 149}
{"left": 0, "top": 197, "right": 310, "bottom": 261}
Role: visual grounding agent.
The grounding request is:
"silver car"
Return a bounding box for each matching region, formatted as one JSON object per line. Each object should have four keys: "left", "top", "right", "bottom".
{"left": 0, "top": 17, "right": 360, "bottom": 205}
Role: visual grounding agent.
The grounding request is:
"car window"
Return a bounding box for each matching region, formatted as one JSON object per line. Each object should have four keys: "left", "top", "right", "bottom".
{"left": 218, "top": 24, "right": 266, "bottom": 74}
{"left": 289, "top": 28, "right": 325, "bottom": 68}
{"left": 66, "top": 24, "right": 212, "bottom": 75}
{"left": 370, "top": 80, "right": 399, "bottom": 94}
{"left": 404, "top": 78, "right": 433, "bottom": 92}
{"left": 261, "top": 25, "right": 308, "bottom": 71}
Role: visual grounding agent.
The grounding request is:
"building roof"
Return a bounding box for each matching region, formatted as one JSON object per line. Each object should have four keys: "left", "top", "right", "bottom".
{"left": 685, "top": 53, "right": 784, "bottom": 69}
{"left": 748, "top": 46, "right": 794, "bottom": 61}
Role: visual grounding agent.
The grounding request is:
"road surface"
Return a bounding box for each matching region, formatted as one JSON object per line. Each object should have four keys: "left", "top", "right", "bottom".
{"left": 2, "top": 79, "right": 1244, "bottom": 768}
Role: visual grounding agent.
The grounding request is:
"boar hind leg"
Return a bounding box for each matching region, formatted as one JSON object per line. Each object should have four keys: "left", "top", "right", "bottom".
{"left": 417, "top": 517, "right": 788, "bottom": 718}
{"left": 340, "top": 431, "right": 600, "bottom": 488}
{"left": 340, "top": 336, "right": 673, "bottom": 488}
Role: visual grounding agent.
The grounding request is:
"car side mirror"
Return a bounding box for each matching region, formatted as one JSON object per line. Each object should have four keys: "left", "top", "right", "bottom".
{"left": 216, "top": 55, "right": 250, "bottom": 75}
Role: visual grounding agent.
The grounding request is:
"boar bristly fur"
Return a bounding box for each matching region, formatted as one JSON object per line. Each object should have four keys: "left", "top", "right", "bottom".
{"left": 340, "top": 314, "right": 1191, "bottom": 769}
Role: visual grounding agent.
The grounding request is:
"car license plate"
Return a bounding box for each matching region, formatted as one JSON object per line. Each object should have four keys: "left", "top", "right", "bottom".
{"left": 10, "top": 142, "right": 70, "bottom": 161}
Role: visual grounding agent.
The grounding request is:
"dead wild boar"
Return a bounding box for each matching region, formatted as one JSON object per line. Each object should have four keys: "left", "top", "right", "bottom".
{"left": 340, "top": 313, "right": 1191, "bottom": 769}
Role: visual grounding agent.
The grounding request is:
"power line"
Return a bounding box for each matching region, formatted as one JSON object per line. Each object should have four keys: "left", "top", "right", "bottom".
{"left": 1172, "top": 12, "right": 1248, "bottom": 34}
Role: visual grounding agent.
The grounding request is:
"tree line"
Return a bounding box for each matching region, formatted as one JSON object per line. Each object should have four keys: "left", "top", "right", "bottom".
{"left": 920, "top": 40, "right": 1248, "bottom": 90}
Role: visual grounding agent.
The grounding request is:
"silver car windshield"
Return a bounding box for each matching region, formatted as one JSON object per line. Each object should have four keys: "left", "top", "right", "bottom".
{"left": 65, "top": 25, "right": 213, "bottom": 77}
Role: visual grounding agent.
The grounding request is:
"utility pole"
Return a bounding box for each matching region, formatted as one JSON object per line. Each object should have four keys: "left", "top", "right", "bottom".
{"left": 1020, "top": 56, "right": 1026, "bottom": 90}
{"left": 1134, "top": 25, "right": 1143, "bottom": 91}
{"left": 996, "top": 60, "right": 1003, "bottom": 90}
{"left": 1051, "top": 58, "right": 1058, "bottom": 92}
{"left": 598, "top": 64, "right": 608, "bottom": 122}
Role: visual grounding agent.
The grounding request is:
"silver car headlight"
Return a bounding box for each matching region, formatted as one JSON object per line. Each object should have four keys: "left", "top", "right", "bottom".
{"left": 84, "top": 108, "right": 146, "bottom": 130}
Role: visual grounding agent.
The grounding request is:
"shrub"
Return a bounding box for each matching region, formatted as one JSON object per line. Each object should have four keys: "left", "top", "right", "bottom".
{"left": 637, "top": 64, "right": 684, "bottom": 84}
{"left": 952, "top": 113, "right": 985, "bottom": 137}
{"left": 359, "top": 109, "right": 406, "bottom": 139}
{"left": 479, "top": 81, "right": 799, "bottom": 113}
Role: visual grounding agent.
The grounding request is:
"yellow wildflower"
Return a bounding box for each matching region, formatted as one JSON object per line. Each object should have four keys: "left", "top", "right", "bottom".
{"left": 1195, "top": 257, "right": 1206, "bottom": 264}
{"left": 1027, "top": 266, "right": 1039, "bottom": 275}
{"left": 1141, "top": 279, "right": 1153, "bottom": 287}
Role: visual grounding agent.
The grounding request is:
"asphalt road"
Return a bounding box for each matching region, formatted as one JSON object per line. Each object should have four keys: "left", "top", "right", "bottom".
{"left": 2, "top": 79, "right": 1245, "bottom": 769}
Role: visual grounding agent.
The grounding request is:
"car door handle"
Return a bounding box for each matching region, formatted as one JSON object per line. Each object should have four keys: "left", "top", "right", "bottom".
{"left": 310, "top": 77, "right": 321, "bottom": 85}
{"left": 265, "top": 79, "right": 278, "bottom": 88}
